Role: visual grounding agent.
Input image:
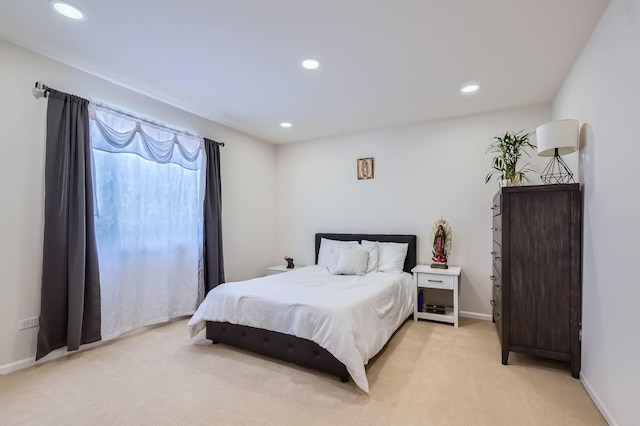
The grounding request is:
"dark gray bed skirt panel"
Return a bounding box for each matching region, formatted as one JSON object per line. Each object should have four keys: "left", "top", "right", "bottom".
{"left": 206, "top": 322, "right": 349, "bottom": 382}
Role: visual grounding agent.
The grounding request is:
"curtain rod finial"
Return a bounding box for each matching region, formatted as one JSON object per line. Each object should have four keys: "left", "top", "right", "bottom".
{"left": 33, "top": 81, "right": 49, "bottom": 98}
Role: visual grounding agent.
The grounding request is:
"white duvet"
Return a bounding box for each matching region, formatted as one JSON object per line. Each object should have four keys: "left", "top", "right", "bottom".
{"left": 187, "top": 265, "right": 414, "bottom": 393}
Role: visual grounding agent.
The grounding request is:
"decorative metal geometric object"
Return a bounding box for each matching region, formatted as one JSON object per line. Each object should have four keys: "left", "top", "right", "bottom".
{"left": 540, "top": 149, "right": 575, "bottom": 184}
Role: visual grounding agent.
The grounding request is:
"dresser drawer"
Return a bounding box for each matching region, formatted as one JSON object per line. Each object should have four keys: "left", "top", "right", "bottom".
{"left": 491, "top": 296, "right": 501, "bottom": 320}
{"left": 492, "top": 241, "right": 502, "bottom": 273}
{"left": 492, "top": 214, "right": 502, "bottom": 243}
{"left": 491, "top": 270, "right": 502, "bottom": 305}
{"left": 493, "top": 298, "right": 503, "bottom": 344}
{"left": 417, "top": 273, "right": 454, "bottom": 290}
{"left": 492, "top": 193, "right": 502, "bottom": 217}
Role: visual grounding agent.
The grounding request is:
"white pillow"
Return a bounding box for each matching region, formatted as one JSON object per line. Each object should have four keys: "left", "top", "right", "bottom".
{"left": 377, "top": 242, "right": 409, "bottom": 274}
{"left": 317, "top": 238, "right": 359, "bottom": 268}
{"left": 328, "top": 248, "right": 368, "bottom": 276}
{"left": 360, "top": 240, "right": 379, "bottom": 273}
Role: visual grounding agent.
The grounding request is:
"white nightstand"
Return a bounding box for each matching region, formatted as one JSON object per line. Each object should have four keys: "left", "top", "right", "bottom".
{"left": 265, "top": 265, "right": 298, "bottom": 276}
{"left": 411, "top": 265, "right": 462, "bottom": 327}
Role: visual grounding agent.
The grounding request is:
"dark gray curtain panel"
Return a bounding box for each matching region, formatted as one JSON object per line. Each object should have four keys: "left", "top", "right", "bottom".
{"left": 203, "top": 139, "right": 225, "bottom": 293}
{"left": 37, "top": 90, "right": 101, "bottom": 360}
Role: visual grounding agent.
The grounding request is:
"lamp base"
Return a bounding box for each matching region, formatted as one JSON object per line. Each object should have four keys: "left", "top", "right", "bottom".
{"left": 541, "top": 153, "right": 575, "bottom": 185}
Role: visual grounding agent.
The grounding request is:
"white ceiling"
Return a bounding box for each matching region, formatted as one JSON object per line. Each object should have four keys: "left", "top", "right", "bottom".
{"left": 0, "top": 0, "right": 608, "bottom": 144}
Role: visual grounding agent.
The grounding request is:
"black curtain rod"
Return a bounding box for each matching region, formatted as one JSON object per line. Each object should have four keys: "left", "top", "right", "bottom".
{"left": 33, "top": 81, "right": 225, "bottom": 147}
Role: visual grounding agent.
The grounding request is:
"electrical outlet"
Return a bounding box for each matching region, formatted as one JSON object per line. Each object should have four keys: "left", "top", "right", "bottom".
{"left": 18, "top": 317, "right": 39, "bottom": 330}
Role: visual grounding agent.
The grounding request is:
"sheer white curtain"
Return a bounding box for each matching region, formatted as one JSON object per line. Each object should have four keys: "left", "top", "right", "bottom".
{"left": 89, "top": 104, "right": 205, "bottom": 340}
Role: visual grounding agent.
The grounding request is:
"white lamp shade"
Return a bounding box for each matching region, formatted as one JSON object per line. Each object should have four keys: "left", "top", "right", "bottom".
{"left": 536, "top": 119, "right": 579, "bottom": 157}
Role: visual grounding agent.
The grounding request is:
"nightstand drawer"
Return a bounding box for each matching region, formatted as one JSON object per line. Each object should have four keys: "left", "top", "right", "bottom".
{"left": 417, "top": 273, "right": 454, "bottom": 290}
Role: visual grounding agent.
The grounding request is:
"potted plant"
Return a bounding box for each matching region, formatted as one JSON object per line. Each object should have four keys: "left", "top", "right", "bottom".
{"left": 485, "top": 129, "right": 536, "bottom": 186}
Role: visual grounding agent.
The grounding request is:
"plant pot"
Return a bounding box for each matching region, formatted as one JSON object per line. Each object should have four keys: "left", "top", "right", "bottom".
{"left": 500, "top": 179, "right": 520, "bottom": 187}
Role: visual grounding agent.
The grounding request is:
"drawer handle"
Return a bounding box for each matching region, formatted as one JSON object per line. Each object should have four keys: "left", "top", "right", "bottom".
{"left": 490, "top": 276, "right": 496, "bottom": 281}
{"left": 494, "top": 313, "right": 501, "bottom": 320}
{"left": 427, "top": 279, "right": 443, "bottom": 283}
{"left": 490, "top": 251, "right": 497, "bottom": 255}
{"left": 490, "top": 299, "right": 495, "bottom": 306}
{"left": 494, "top": 256, "right": 501, "bottom": 261}
{"left": 494, "top": 284, "right": 501, "bottom": 289}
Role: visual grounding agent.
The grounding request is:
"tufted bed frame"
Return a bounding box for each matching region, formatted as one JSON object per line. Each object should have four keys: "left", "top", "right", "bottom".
{"left": 205, "top": 233, "right": 417, "bottom": 383}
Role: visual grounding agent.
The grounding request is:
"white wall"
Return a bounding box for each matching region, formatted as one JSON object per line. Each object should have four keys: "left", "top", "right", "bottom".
{"left": 275, "top": 104, "right": 552, "bottom": 318}
{"left": 0, "top": 39, "right": 277, "bottom": 371}
{"left": 553, "top": 1, "right": 640, "bottom": 424}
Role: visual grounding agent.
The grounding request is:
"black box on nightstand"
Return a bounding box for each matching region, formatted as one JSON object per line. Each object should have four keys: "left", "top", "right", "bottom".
{"left": 425, "top": 304, "right": 446, "bottom": 315}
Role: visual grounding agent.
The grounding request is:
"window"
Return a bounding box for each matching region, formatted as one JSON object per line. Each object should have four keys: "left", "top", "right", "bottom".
{"left": 90, "top": 105, "right": 205, "bottom": 340}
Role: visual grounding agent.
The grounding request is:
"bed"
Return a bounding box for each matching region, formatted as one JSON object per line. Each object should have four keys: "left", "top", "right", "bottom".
{"left": 188, "top": 233, "right": 417, "bottom": 393}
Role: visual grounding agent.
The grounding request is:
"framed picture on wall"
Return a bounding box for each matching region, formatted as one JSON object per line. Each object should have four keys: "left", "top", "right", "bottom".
{"left": 357, "top": 157, "right": 374, "bottom": 180}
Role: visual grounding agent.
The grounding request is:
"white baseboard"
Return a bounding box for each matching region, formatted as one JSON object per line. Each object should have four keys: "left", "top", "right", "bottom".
{"left": 0, "top": 342, "right": 103, "bottom": 376}
{"left": 0, "top": 357, "right": 37, "bottom": 375}
{"left": 460, "top": 311, "right": 492, "bottom": 321}
{"left": 0, "top": 318, "right": 189, "bottom": 376}
{"left": 581, "top": 373, "right": 618, "bottom": 426}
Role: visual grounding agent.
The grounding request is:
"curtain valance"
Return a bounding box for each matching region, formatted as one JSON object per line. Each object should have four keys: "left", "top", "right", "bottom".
{"left": 89, "top": 104, "right": 203, "bottom": 170}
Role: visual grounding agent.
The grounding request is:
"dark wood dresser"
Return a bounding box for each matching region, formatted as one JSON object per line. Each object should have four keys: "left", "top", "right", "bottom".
{"left": 491, "top": 183, "right": 582, "bottom": 378}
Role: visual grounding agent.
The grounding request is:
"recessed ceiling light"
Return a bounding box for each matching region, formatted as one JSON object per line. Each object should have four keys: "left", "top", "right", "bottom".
{"left": 50, "top": 1, "right": 87, "bottom": 21}
{"left": 461, "top": 83, "right": 480, "bottom": 94}
{"left": 280, "top": 122, "right": 292, "bottom": 128}
{"left": 302, "top": 59, "right": 321, "bottom": 70}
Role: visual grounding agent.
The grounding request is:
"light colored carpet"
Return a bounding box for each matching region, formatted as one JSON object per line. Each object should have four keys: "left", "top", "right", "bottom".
{"left": 0, "top": 318, "right": 605, "bottom": 425}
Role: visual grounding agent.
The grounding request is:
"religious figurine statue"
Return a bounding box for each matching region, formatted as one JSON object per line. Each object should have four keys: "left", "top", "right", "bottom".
{"left": 430, "top": 218, "right": 452, "bottom": 269}
{"left": 432, "top": 225, "right": 447, "bottom": 264}
{"left": 284, "top": 256, "right": 295, "bottom": 269}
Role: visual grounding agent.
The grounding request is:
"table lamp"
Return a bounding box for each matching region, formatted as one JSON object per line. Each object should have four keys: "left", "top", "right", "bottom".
{"left": 536, "top": 119, "right": 579, "bottom": 184}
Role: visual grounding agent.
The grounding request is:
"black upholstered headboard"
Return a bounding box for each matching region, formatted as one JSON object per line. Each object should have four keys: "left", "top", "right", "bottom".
{"left": 315, "top": 233, "right": 417, "bottom": 273}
